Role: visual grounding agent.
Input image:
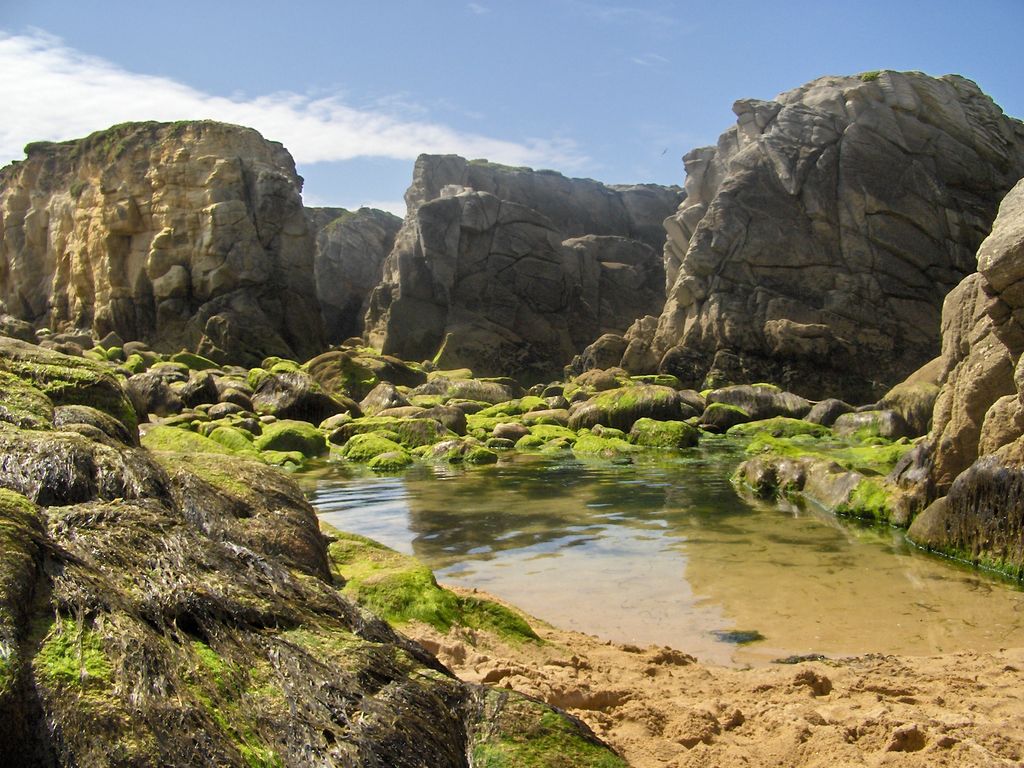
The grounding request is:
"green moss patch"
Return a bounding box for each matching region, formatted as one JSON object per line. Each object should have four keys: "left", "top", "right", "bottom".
{"left": 171, "top": 351, "right": 219, "bottom": 371}
{"left": 34, "top": 618, "right": 113, "bottom": 691}
{"left": 142, "top": 425, "right": 236, "bottom": 455}
{"left": 330, "top": 416, "right": 454, "bottom": 448}
{"left": 0, "top": 370, "right": 54, "bottom": 430}
{"left": 367, "top": 451, "right": 414, "bottom": 471}
{"left": 471, "top": 690, "right": 626, "bottom": 767}
{"left": 253, "top": 420, "right": 327, "bottom": 457}
{"left": 629, "top": 418, "right": 700, "bottom": 449}
{"left": 572, "top": 432, "right": 638, "bottom": 457}
{"left": 326, "top": 529, "right": 538, "bottom": 641}
{"left": 727, "top": 417, "right": 830, "bottom": 440}
{"left": 341, "top": 432, "right": 406, "bottom": 462}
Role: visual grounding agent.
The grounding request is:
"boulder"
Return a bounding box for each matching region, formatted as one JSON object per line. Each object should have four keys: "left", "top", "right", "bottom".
{"left": 568, "top": 384, "right": 688, "bottom": 432}
{"left": 706, "top": 385, "right": 812, "bottom": 421}
{"left": 251, "top": 370, "right": 351, "bottom": 424}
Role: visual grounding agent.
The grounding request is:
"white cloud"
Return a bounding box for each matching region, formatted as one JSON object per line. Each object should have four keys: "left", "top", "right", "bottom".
{"left": 631, "top": 53, "right": 670, "bottom": 67}
{"left": 0, "top": 30, "right": 585, "bottom": 170}
{"left": 467, "top": 3, "right": 491, "bottom": 14}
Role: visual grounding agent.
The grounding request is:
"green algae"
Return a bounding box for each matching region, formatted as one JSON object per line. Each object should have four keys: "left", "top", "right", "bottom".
{"left": 332, "top": 416, "right": 454, "bottom": 448}
{"left": 628, "top": 418, "right": 700, "bottom": 449}
{"left": 342, "top": 432, "right": 406, "bottom": 462}
{"left": 367, "top": 450, "right": 414, "bottom": 471}
{"left": 0, "top": 371, "right": 54, "bottom": 430}
{"left": 572, "top": 432, "right": 638, "bottom": 457}
{"left": 727, "top": 417, "right": 831, "bottom": 440}
{"left": 35, "top": 618, "right": 113, "bottom": 690}
{"left": 326, "top": 529, "right": 538, "bottom": 641}
{"left": 744, "top": 433, "right": 912, "bottom": 476}
{"left": 171, "top": 351, "right": 219, "bottom": 371}
{"left": 471, "top": 691, "right": 626, "bottom": 768}
{"left": 142, "top": 425, "right": 236, "bottom": 455}
{"left": 253, "top": 420, "right": 327, "bottom": 457}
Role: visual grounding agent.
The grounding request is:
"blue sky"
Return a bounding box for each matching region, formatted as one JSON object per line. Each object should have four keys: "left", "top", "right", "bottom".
{"left": 2, "top": 1, "right": 1022, "bottom": 215}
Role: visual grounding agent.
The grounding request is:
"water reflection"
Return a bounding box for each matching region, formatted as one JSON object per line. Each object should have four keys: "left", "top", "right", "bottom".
{"left": 302, "top": 444, "right": 1024, "bottom": 666}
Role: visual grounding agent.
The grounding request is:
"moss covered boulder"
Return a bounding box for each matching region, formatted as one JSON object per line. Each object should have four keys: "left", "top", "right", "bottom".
{"left": 0, "top": 337, "right": 138, "bottom": 432}
{"left": 253, "top": 419, "right": 328, "bottom": 457}
{"left": 700, "top": 402, "right": 751, "bottom": 431}
{"left": 340, "top": 431, "right": 406, "bottom": 462}
{"left": 329, "top": 416, "right": 454, "bottom": 449}
{"left": 706, "top": 384, "right": 812, "bottom": 421}
{"left": 629, "top": 418, "right": 700, "bottom": 449}
{"left": 832, "top": 410, "right": 913, "bottom": 441}
{"left": 568, "top": 384, "right": 689, "bottom": 432}
{"left": 251, "top": 370, "right": 355, "bottom": 424}
{"left": 727, "top": 417, "right": 831, "bottom": 440}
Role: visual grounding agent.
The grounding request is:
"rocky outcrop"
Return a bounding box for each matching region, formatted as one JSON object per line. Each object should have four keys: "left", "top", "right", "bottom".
{"left": 0, "top": 121, "right": 324, "bottom": 367}
{"left": 620, "top": 71, "right": 1024, "bottom": 401}
{"left": 402, "top": 154, "right": 682, "bottom": 252}
{"left": 364, "top": 156, "right": 683, "bottom": 381}
{"left": 0, "top": 338, "right": 624, "bottom": 767}
{"left": 903, "top": 178, "right": 1024, "bottom": 573}
{"left": 308, "top": 207, "right": 401, "bottom": 343}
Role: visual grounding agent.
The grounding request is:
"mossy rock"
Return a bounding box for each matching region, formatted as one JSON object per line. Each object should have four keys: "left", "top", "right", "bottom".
{"left": 325, "top": 527, "right": 538, "bottom": 641}
{"left": 727, "top": 417, "right": 831, "bottom": 440}
{"left": 465, "top": 447, "right": 499, "bottom": 465}
{"left": 141, "top": 425, "right": 236, "bottom": 455}
{"left": 341, "top": 432, "right": 406, "bottom": 463}
{"left": 121, "top": 353, "right": 147, "bottom": 375}
{"left": 475, "top": 396, "right": 547, "bottom": 418}
{"left": 0, "top": 370, "right": 54, "bottom": 431}
{"left": 0, "top": 489, "right": 43, "bottom": 700}
{"left": 514, "top": 434, "right": 547, "bottom": 451}
{"left": 700, "top": 402, "right": 751, "bottom": 431}
{"left": 833, "top": 410, "right": 913, "bottom": 442}
{"left": 246, "top": 367, "right": 273, "bottom": 392}
{"left": 471, "top": 688, "right": 627, "bottom": 767}
{"left": 206, "top": 426, "right": 260, "bottom": 457}
{"left": 528, "top": 424, "right": 578, "bottom": 443}
{"left": 253, "top": 420, "right": 328, "bottom": 458}
{"left": 304, "top": 350, "right": 379, "bottom": 401}
{"left": 568, "top": 384, "right": 684, "bottom": 432}
{"left": 260, "top": 450, "right": 306, "bottom": 468}
{"left": 630, "top": 374, "right": 682, "bottom": 389}
{"left": 170, "top": 351, "right": 219, "bottom": 371}
{"left": 466, "top": 413, "right": 524, "bottom": 434}
{"left": 629, "top": 418, "right": 700, "bottom": 449}
{"left": 743, "top": 433, "right": 913, "bottom": 477}
{"left": 329, "top": 416, "right": 454, "bottom": 449}
{"left": 835, "top": 477, "right": 893, "bottom": 521}
{"left": 367, "top": 450, "right": 414, "bottom": 472}
{"left": 0, "top": 338, "right": 138, "bottom": 432}
{"left": 486, "top": 438, "right": 516, "bottom": 451}
{"left": 572, "top": 432, "right": 638, "bottom": 457}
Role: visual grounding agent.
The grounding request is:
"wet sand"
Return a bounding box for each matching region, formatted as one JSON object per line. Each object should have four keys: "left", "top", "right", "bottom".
{"left": 408, "top": 586, "right": 1024, "bottom": 767}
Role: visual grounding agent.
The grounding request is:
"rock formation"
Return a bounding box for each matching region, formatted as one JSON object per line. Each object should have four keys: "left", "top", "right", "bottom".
{"left": 617, "top": 71, "right": 1024, "bottom": 401}
{"left": 364, "top": 155, "right": 683, "bottom": 381}
{"left": 307, "top": 206, "right": 401, "bottom": 343}
{"left": 0, "top": 121, "right": 324, "bottom": 367}
{"left": 897, "top": 177, "right": 1024, "bottom": 571}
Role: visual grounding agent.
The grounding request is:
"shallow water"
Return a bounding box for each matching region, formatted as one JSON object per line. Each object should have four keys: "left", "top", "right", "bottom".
{"left": 301, "top": 443, "right": 1024, "bottom": 666}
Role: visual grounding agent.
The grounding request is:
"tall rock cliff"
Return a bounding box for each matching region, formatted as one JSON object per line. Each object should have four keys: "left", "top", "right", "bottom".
{"left": 0, "top": 121, "right": 324, "bottom": 366}
{"left": 902, "top": 178, "right": 1024, "bottom": 573}
{"left": 307, "top": 206, "right": 401, "bottom": 344}
{"left": 620, "top": 71, "right": 1024, "bottom": 401}
{"left": 364, "top": 155, "right": 684, "bottom": 381}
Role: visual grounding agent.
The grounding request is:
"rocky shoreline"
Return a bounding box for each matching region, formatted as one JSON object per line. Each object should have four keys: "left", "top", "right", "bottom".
{"left": 3, "top": 67, "right": 1024, "bottom": 765}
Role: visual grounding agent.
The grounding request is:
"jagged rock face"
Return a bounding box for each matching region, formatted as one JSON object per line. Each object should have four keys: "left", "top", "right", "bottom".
{"left": 404, "top": 154, "right": 683, "bottom": 252}
{"left": 365, "top": 156, "right": 682, "bottom": 380}
{"left": 628, "top": 71, "right": 1024, "bottom": 401}
{"left": 308, "top": 207, "right": 401, "bottom": 343}
{"left": 927, "top": 178, "right": 1024, "bottom": 491}
{"left": 0, "top": 121, "right": 324, "bottom": 367}
{"left": 902, "top": 179, "right": 1024, "bottom": 571}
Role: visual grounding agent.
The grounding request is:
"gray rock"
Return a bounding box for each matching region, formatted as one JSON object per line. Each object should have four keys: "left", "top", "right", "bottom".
{"left": 805, "top": 398, "right": 856, "bottom": 427}
{"left": 308, "top": 206, "right": 401, "bottom": 342}
{"left": 622, "top": 72, "right": 1024, "bottom": 401}
{"left": 706, "top": 385, "right": 812, "bottom": 421}
{"left": 365, "top": 155, "right": 684, "bottom": 381}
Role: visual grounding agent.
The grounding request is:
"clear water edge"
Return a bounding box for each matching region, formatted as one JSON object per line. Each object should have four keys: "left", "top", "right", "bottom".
{"left": 299, "top": 443, "right": 1024, "bottom": 667}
